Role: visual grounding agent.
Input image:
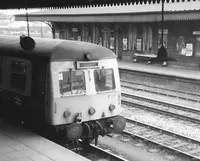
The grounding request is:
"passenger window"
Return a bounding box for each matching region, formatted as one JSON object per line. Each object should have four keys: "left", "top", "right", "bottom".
{"left": 11, "top": 60, "right": 27, "bottom": 90}
{"left": 59, "top": 70, "right": 85, "bottom": 95}
{"left": 94, "top": 68, "right": 115, "bottom": 92}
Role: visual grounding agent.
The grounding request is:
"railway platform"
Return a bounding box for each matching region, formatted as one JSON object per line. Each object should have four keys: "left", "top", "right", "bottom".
{"left": 118, "top": 60, "right": 200, "bottom": 80}
{"left": 0, "top": 119, "right": 90, "bottom": 161}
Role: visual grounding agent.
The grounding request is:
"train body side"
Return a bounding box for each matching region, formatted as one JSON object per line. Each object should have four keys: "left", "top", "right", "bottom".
{"left": 0, "top": 55, "right": 48, "bottom": 125}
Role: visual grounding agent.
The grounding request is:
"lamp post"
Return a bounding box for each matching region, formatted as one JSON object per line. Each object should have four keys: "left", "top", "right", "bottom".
{"left": 161, "top": 0, "right": 164, "bottom": 47}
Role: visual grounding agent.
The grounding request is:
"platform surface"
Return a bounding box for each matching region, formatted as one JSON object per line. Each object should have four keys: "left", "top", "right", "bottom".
{"left": 118, "top": 60, "right": 200, "bottom": 80}
{"left": 0, "top": 120, "right": 90, "bottom": 161}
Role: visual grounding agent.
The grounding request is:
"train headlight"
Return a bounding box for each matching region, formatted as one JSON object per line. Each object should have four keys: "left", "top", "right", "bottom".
{"left": 109, "top": 104, "right": 115, "bottom": 111}
{"left": 64, "top": 110, "right": 71, "bottom": 118}
{"left": 88, "top": 107, "right": 96, "bottom": 115}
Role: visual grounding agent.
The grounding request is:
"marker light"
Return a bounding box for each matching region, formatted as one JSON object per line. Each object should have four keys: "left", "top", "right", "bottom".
{"left": 88, "top": 107, "right": 96, "bottom": 115}
{"left": 84, "top": 52, "right": 92, "bottom": 60}
{"left": 109, "top": 104, "right": 115, "bottom": 111}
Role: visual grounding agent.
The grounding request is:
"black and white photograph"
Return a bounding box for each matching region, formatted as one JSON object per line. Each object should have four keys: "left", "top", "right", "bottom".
{"left": 0, "top": 0, "right": 200, "bottom": 161}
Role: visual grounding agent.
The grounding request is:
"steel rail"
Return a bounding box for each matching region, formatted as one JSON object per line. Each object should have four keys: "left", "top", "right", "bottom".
{"left": 123, "top": 118, "right": 200, "bottom": 160}
{"left": 89, "top": 143, "right": 129, "bottom": 161}
{"left": 119, "top": 69, "right": 200, "bottom": 84}
{"left": 121, "top": 80, "right": 200, "bottom": 102}
{"left": 122, "top": 91, "right": 200, "bottom": 114}
{"left": 122, "top": 92, "right": 200, "bottom": 124}
{"left": 64, "top": 140, "right": 128, "bottom": 161}
{"left": 121, "top": 79, "right": 200, "bottom": 98}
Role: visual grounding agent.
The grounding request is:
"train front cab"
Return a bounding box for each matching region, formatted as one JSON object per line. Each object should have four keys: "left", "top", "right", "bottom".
{"left": 47, "top": 57, "right": 126, "bottom": 142}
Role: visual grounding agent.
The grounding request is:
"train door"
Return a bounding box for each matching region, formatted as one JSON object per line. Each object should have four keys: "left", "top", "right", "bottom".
{"left": 31, "top": 59, "right": 48, "bottom": 125}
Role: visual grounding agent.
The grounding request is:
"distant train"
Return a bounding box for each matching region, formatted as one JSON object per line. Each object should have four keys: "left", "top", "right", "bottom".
{"left": 0, "top": 35, "right": 126, "bottom": 144}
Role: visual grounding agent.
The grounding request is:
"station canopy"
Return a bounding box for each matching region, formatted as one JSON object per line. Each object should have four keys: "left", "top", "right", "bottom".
{"left": 0, "top": 0, "right": 192, "bottom": 9}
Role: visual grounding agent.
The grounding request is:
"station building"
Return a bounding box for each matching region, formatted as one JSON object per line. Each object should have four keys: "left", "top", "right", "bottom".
{"left": 15, "top": 0, "right": 200, "bottom": 69}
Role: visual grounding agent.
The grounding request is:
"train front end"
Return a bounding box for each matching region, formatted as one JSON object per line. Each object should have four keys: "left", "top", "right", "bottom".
{"left": 47, "top": 47, "right": 126, "bottom": 142}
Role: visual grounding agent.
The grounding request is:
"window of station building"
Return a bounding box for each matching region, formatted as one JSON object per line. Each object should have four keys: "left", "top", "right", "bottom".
{"left": 142, "top": 26, "right": 153, "bottom": 52}
{"left": 158, "top": 29, "right": 168, "bottom": 49}
{"left": 10, "top": 60, "right": 27, "bottom": 90}
{"left": 195, "top": 35, "right": 200, "bottom": 57}
{"left": 71, "top": 27, "right": 81, "bottom": 41}
{"left": 82, "top": 25, "right": 93, "bottom": 43}
{"left": 94, "top": 68, "right": 115, "bottom": 92}
{"left": 109, "top": 31, "right": 115, "bottom": 50}
{"left": 128, "top": 25, "right": 133, "bottom": 50}
{"left": 95, "top": 26, "right": 101, "bottom": 45}
{"left": 102, "top": 30, "right": 109, "bottom": 48}
{"left": 128, "top": 24, "right": 138, "bottom": 50}
{"left": 59, "top": 30, "right": 65, "bottom": 39}
{"left": 59, "top": 70, "right": 86, "bottom": 95}
{"left": 128, "top": 26, "right": 137, "bottom": 50}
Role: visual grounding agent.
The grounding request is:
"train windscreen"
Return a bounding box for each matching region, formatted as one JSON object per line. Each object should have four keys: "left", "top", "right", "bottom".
{"left": 59, "top": 70, "right": 86, "bottom": 95}
{"left": 94, "top": 68, "right": 116, "bottom": 92}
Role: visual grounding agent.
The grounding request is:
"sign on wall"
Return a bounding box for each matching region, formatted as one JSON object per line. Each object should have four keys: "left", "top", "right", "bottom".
{"left": 123, "top": 38, "right": 128, "bottom": 50}
{"left": 176, "top": 36, "right": 186, "bottom": 55}
{"left": 136, "top": 39, "right": 142, "bottom": 51}
{"left": 186, "top": 43, "right": 193, "bottom": 56}
{"left": 193, "top": 31, "right": 200, "bottom": 35}
{"left": 110, "top": 37, "right": 115, "bottom": 49}
{"left": 72, "top": 28, "right": 78, "bottom": 32}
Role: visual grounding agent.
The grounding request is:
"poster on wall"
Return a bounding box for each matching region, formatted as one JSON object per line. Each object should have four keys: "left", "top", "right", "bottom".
{"left": 185, "top": 43, "right": 193, "bottom": 56}
{"left": 136, "top": 39, "right": 142, "bottom": 51}
{"left": 195, "top": 36, "right": 200, "bottom": 57}
{"left": 78, "top": 36, "right": 81, "bottom": 41}
{"left": 110, "top": 37, "right": 115, "bottom": 49}
{"left": 123, "top": 38, "right": 128, "bottom": 50}
{"left": 176, "top": 36, "right": 186, "bottom": 55}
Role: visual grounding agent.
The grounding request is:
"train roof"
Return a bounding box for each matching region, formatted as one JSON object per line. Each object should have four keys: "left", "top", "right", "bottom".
{"left": 0, "top": 35, "right": 116, "bottom": 61}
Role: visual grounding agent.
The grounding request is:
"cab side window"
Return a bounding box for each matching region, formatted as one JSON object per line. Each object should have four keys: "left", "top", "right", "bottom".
{"left": 11, "top": 60, "right": 27, "bottom": 90}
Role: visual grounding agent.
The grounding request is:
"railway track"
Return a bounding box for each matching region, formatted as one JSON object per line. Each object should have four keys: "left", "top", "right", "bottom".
{"left": 62, "top": 140, "right": 128, "bottom": 161}
{"left": 122, "top": 118, "right": 200, "bottom": 160}
{"left": 121, "top": 91, "right": 200, "bottom": 124}
{"left": 121, "top": 79, "right": 200, "bottom": 103}
{"left": 120, "top": 91, "right": 200, "bottom": 160}
{"left": 37, "top": 126, "right": 128, "bottom": 161}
